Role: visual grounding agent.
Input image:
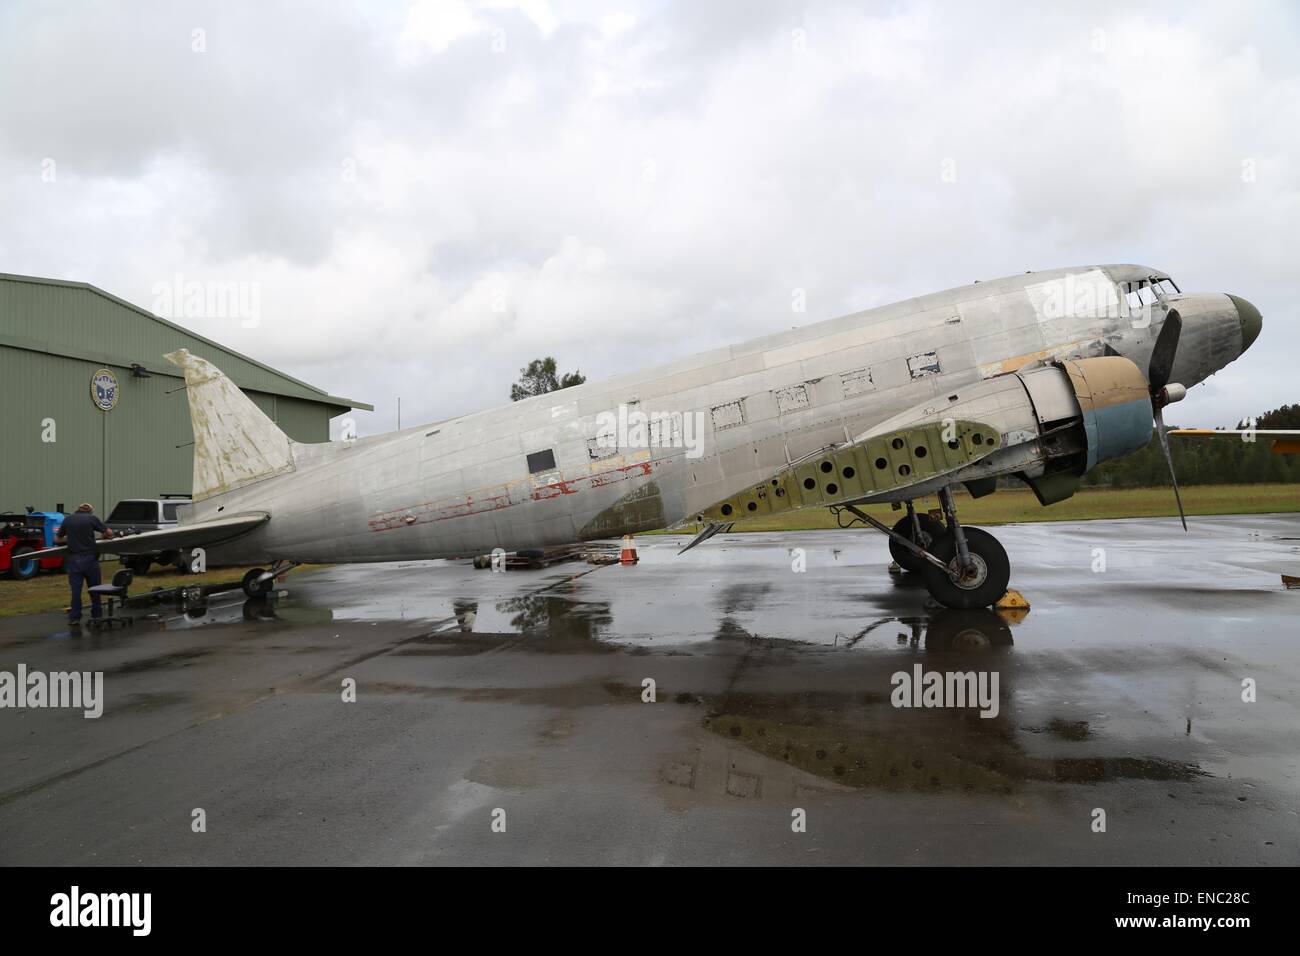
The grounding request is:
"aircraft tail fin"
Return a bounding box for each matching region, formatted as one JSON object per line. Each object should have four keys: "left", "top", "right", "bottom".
{"left": 165, "top": 348, "right": 296, "bottom": 501}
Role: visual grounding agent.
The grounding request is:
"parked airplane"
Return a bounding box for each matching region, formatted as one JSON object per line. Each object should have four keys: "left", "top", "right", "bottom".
{"left": 1171, "top": 428, "right": 1300, "bottom": 454}
{"left": 28, "top": 264, "right": 1261, "bottom": 608}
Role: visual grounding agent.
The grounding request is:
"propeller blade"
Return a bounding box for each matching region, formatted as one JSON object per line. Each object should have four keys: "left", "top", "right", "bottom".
{"left": 1148, "top": 308, "right": 1182, "bottom": 391}
{"left": 1154, "top": 406, "right": 1188, "bottom": 532}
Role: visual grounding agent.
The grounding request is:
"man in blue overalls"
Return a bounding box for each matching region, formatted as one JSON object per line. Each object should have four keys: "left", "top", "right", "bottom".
{"left": 55, "top": 503, "right": 115, "bottom": 628}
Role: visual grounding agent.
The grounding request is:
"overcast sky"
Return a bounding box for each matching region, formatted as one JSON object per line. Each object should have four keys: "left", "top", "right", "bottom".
{"left": 2, "top": 0, "right": 1297, "bottom": 436}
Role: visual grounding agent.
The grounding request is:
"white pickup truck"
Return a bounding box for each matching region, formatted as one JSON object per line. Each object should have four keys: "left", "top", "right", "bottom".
{"left": 106, "top": 496, "right": 196, "bottom": 573}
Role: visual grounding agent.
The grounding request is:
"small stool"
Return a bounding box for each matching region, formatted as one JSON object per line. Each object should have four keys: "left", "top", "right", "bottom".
{"left": 87, "top": 569, "right": 135, "bottom": 630}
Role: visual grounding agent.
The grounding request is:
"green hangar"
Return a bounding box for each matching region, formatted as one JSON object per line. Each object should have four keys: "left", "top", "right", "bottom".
{"left": 0, "top": 272, "right": 371, "bottom": 515}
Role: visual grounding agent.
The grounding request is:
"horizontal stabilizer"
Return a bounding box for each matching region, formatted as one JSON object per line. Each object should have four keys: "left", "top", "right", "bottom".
{"left": 20, "top": 512, "right": 269, "bottom": 561}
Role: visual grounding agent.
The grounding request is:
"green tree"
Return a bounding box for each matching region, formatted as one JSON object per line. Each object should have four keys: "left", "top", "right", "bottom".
{"left": 509, "top": 357, "right": 586, "bottom": 402}
{"left": 1258, "top": 404, "right": 1300, "bottom": 429}
{"left": 1079, "top": 403, "right": 1300, "bottom": 487}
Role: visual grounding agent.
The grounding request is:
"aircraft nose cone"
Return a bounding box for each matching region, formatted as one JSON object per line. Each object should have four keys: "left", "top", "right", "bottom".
{"left": 1228, "top": 294, "right": 1262, "bottom": 351}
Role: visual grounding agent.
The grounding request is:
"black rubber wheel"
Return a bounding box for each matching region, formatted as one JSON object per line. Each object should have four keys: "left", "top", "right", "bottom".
{"left": 921, "top": 527, "right": 1011, "bottom": 609}
{"left": 7, "top": 546, "right": 38, "bottom": 580}
{"left": 122, "top": 555, "right": 152, "bottom": 575}
{"left": 242, "top": 568, "right": 273, "bottom": 599}
{"left": 889, "top": 513, "right": 946, "bottom": 572}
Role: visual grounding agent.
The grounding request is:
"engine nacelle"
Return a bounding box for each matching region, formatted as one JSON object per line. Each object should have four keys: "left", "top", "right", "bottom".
{"left": 854, "top": 355, "right": 1153, "bottom": 505}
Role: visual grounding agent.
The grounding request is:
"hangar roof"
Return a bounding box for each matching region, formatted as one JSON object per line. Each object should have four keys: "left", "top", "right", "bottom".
{"left": 0, "top": 272, "right": 372, "bottom": 414}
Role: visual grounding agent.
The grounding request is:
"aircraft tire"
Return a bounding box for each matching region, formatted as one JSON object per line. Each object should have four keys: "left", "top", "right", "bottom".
{"left": 242, "top": 568, "right": 273, "bottom": 600}
{"left": 921, "top": 527, "right": 1010, "bottom": 610}
{"left": 889, "top": 514, "right": 946, "bottom": 572}
{"left": 924, "top": 608, "right": 1013, "bottom": 650}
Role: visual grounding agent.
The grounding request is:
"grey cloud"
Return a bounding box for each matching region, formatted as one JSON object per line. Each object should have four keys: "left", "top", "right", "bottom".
{"left": 1, "top": 0, "right": 1296, "bottom": 436}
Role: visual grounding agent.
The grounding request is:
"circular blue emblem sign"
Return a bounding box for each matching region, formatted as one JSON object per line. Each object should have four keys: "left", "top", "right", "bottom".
{"left": 91, "top": 368, "right": 119, "bottom": 411}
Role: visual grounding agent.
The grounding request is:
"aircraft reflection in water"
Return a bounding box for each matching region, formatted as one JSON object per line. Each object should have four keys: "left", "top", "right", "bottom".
{"left": 171, "top": 580, "right": 1208, "bottom": 798}
{"left": 686, "top": 607, "right": 1207, "bottom": 798}
{"left": 153, "top": 592, "right": 332, "bottom": 630}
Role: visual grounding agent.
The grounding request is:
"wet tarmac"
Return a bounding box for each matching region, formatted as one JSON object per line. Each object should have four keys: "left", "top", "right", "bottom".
{"left": 1, "top": 514, "right": 1297, "bottom": 865}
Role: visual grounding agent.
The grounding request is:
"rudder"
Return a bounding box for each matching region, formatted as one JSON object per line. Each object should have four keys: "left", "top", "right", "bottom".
{"left": 165, "top": 348, "right": 296, "bottom": 501}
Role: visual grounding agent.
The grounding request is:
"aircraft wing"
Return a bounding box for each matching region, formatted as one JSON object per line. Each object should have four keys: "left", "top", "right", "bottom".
{"left": 683, "top": 419, "right": 1001, "bottom": 527}
{"left": 22, "top": 512, "right": 270, "bottom": 561}
{"left": 1170, "top": 429, "right": 1300, "bottom": 454}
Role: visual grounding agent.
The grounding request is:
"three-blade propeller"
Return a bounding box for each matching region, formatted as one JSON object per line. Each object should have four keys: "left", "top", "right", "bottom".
{"left": 1148, "top": 309, "right": 1188, "bottom": 531}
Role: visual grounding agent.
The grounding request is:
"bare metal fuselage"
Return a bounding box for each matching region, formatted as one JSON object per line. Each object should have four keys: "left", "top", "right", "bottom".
{"left": 195, "top": 264, "right": 1247, "bottom": 565}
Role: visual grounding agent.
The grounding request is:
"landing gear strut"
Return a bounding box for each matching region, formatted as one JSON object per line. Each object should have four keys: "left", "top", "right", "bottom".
{"left": 843, "top": 487, "right": 1011, "bottom": 609}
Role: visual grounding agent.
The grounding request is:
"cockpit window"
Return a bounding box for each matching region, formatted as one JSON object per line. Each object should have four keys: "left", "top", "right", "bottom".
{"left": 1120, "top": 277, "right": 1176, "bottom": 310}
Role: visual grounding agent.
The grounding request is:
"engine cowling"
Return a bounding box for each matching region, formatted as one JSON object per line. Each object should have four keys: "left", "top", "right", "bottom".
{"left": 1059, "top": 359, "right": 1152, "bottom": 464}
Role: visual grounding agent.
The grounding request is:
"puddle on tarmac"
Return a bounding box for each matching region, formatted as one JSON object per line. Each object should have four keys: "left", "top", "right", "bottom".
{"left": 694, "top": 693, "right": 1205, "bottom": 796}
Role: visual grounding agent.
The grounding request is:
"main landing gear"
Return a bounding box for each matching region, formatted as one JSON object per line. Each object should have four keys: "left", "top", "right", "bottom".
{"left": 842, "top": 487, "right": 1010, "bottom": 610}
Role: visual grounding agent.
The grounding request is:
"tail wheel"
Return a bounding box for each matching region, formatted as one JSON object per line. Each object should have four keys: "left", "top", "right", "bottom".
{"left": 921, "top": 527, "right": 1011, "bottom": 609}
{"left": 889, "top": 514, "right": 946, "bottom": 572}
{"left": 242, "top": 568, "right": 273, "bottom": 599}
{"left": 7, "top": 546, "right": 38, "bottom": 580}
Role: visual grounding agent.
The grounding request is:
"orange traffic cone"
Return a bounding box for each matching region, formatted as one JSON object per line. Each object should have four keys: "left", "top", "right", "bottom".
{"left": 619, "top": 534, "right": 639, "bottom": 565}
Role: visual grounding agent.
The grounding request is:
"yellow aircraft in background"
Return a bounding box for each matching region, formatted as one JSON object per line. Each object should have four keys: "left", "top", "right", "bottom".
{"left": 1171, "top": 429, "right": 1300, "bottom": 455}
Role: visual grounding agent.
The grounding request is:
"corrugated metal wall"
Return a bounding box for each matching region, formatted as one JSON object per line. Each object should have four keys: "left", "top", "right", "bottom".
{"left": 0, "top": 275, "right": 361, "bottom": 514}
{"left": 0, "top": 275, "right": 336, "bottom": 401}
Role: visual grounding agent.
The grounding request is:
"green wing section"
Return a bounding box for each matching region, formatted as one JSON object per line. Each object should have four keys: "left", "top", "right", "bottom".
{"left": 692, "top": 419, "right": 1000, "bottom": 525}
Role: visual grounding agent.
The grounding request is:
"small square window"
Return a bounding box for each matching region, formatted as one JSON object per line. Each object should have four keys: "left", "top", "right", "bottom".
{"left": 907, "top": 351, "right": 941, "bottom": 379}
{"left": 526, "top": 449, "right": 557, "bottom": 474}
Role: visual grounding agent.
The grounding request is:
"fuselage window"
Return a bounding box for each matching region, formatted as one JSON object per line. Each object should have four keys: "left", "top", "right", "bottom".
{"left": 526, "top": 449, "right": 557, "bottom": 474}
